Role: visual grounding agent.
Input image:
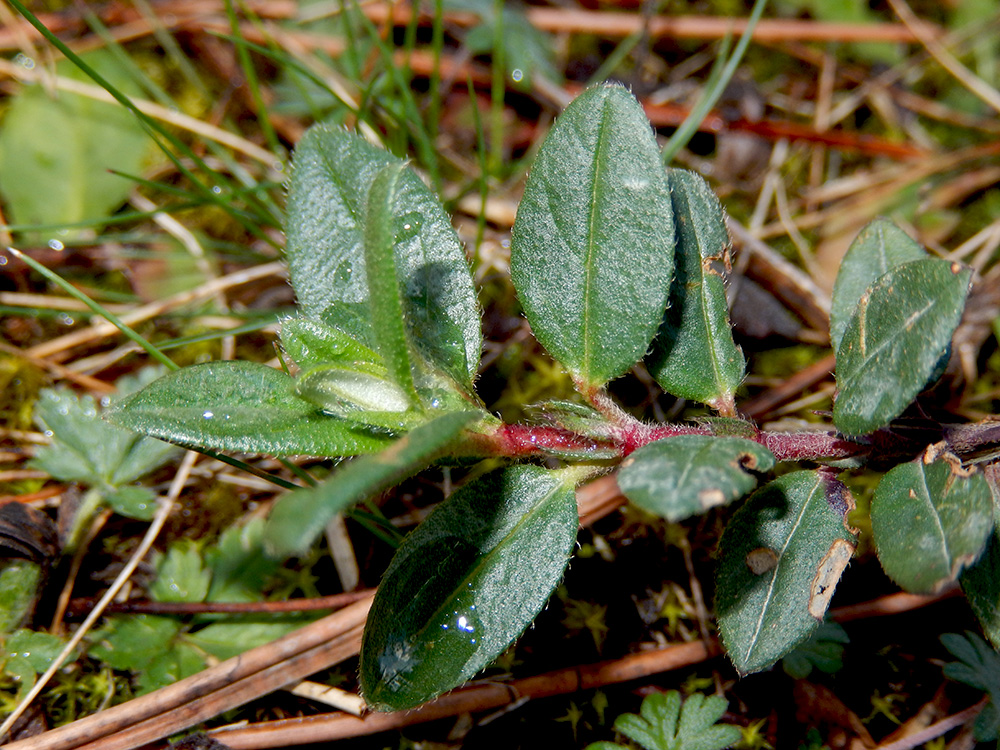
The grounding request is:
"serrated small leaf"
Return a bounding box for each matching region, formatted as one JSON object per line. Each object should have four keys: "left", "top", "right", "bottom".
{"left": 285, "top": 128, "right": 481, "bottom": 390}
{"left": 647, "top": 169, "right": 744, "bottom": 412}
{"left": 618, "top": 436, "right": 774, "bottom": 522}
{"left": 205, "top": 518, "right": 279, "bottom": 603}
{"left": 186, "top": 620, "right": 305, "bottom": 661}
{"left": 590, "top": 691, "right": 740, "bottom": 750}
{"left": 781, "top": 621, "right": 849, "bottom": 679}
{"left": 872, "top": 458, "right": 993, "bottom": 594}
{"left": 150, "top": 542, "right": 211, "bottom": 603}
{"left": 942, "top": 631, "right": 1000, "bottom": 741}
{"left": 265, "top": 411, "right": 480, "bottom": 558}
{"left": 104, "top": 486, "right": 158, "bottom": 521}
{"left": 510, "top": 84, "right": 674, "bottom": 388}
{"left": 716, "top": 471, "right": 857, "bottom": 675}
{"left": 88, "top": 615, "right": 180, "bottom": 672}
{"left": 359, "top": 465, "right": 578, "bottom": 711}
{"left": 833, "top": 258, "right": 971, "bottom": 435}
{"left": 830, "top": 218, "right": 927, "bottom": 354}
{"left": 0, "top": 561, "right": 43, "bottom": 634}
{"left": 279, "top": 316, "right": 383, "bottom": 370}
{"left": 107, "top": 361, "right": 395, "bottom": 456}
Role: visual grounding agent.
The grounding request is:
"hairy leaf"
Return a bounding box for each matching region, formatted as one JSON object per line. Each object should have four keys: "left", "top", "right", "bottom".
{"left": 830, "top": 218, "right": 926, "bottom": 354}
{"left": 510, "top": 84, "right": 674, "bottom": 388}
{"left": 716, "top": 471, "right": 857, "bottom": 675}
{"left": 265, "top": 412, "right": 480, "bottom": 558}
{"left": 285, "top": 128, "right": 481, "bottom": 390}
{"left": 279, "top": 316, "right": 383, "bottom": 370}
{"left": 360, "top": 465, "right": 579, "bottom": 710}
{"left": 107, "top": 361, "right": 395, "bottom": 456}
{"left": 872, "top": 458, "right": 993, "bottom": 594}
{"left": 833, "top": 258, "right": 971, "bottom": 435}
{"left": 647, "top": 169, "right": 744, "bottom": 412}
{"left": 618, "top": 435, "right": 774, "bottom": 522}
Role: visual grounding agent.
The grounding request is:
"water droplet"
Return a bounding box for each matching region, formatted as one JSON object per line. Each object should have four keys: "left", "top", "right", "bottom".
{"left": 430, "top": 398, "right": 441, "bottom": 409}
{"left": 57, "top": 313, "right": 75, "bottom": 326}
{"left": 456, "top": 615, "right": 474, "bottom": 633}
{"left": 396, "top": 212, "right": 422, "bottom": 242}
{"left": 14, "top": 53, "right": 35, "bottom": 70}
{"left": 48, "top": 239, "right": 64, "bottom": 251}
{"left": 0, "top": 256, "right": 8, "bottom": 266}
{"left": 43, "top": 430, "right": 53, "bottom": 438}
{"left": 511, "top": 68, "right": 524, "bottom": 83}
{"left": 334, "top": 261, "right": 353, "bottom": 284}
{"left": 202, "top": 410, "right": 214, "bottom": 419}
{"left": 211, "top": 186, "right": 223, "bottom": 195}
{"left": 100, "top": 396, "right": 112, "bottom": 408}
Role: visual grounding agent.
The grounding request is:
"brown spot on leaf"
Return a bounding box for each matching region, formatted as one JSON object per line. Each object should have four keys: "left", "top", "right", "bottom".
{"left": 736, "top": 452, "right": 758, "bottom": 471}
{"left": 746, "top": 547, "right": 779, "bottom": 575}
{"left": 808, "top": 538, "right": 855, "bottom": 619}
{"left": 698, "top": 489, "right": 726, "bottom": 509}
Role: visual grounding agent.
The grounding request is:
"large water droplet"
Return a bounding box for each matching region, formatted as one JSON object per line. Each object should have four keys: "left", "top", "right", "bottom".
{"left": 334, "top": 260, "right": 353, "bottom": 285}
{"left": 202, "top": 410, "right": 214, "bottom": 419}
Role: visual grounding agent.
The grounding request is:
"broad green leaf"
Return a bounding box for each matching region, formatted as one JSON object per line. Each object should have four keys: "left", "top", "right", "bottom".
{"left": 31, "top": 388, "right": 179, "bottom": 489}
{"left": 510, "top": 84, "right": 675, "bottom": 389}
{"left": 833, "top": 259, "right": 972, "bottom": 435}
{"left": 360, "top": 465, "right": 579, "bottom": 711}
{"left": 0, "top": 561, "right": 42, "bottom": 634}
{"left": 872, "top": 458, "right": 993, "bottom": 594}
{"left": 279, "top": 316, "right": 383, "bottom": 370}
{"left": 647, "top": 169, "right": 744, "bottom": 412}
{"left": 0, "top": 50, "right": 154, "bottom": 235}
{"left": 285, "top": 128, "right": 481, "bottom": 389}
{"left": 830, "top": 218, "right": 926, "bottom": 354}
{"left": 107, "top": 361, "right": 395, "bottom": 456}
{"left": 618, "top": 436, "right": 774, "bottom": 522}
{"left": 265, "top": 411, "right": 480, "bottom": 557}
{"left": 716, "top": 471, "right": 857, "bottom": 675}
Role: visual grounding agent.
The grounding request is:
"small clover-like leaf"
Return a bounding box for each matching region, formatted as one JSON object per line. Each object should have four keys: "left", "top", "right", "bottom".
{"left": 647, "top": 169, "right": 744, "bottom": 414}
{"left": 716, "top": 471, "right": 858, "bottom": 675}
{"left": 510, "top": 84, "right": 674, "bottom": 389}
{"left": 150, "top": 542, "right": 211, "bottom": 603}
{"left": 833, "top": 258, "right": 972, "bottom": 435}
{"left": 360, "top": 465, "right": 579, "bottom": 711}
{"left": 264, "top": 411, "right": 480, "bottom": 558}
{"left": 872, "top": 458, "right": 993, "bottom": 594}
{"left": 618, "top": 436, "right": 774, "bottom": 522}
{"left": 830, "top": 218, "right": 927, "bottom": 354}
{"left": 585, "top": 691, "right": 740, "bottom": 750}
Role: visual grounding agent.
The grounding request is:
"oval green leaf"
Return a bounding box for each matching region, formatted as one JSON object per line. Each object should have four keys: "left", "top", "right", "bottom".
{"left": 107, "top": 361, "right": 394, "bottom": 456}
{"left": 618, "top": 435, "right": 774, "bottom": 522}
{"left": 830, "top": 218, "right": 927, "bottom": 354}
{"left": 510, "top": 84, "right": 675, "bottom": 389}
{"left": 873, "top": 458, "right": 993, "bottom": 594}
{"left": 279, "top": 316, "right": 383, "bottom": 370}
{"left": 962, "top": 528, "right": 1000, "bottom": 650}
{"left": 286, "top": 127, "right": 481, "bottom": 391}
{"left": 833, "top": 258, "right": 971, "bottom": 436}
{"left": 647, "top": 169, "right": 744, "bottom": 413}
{"left": 360, "top": 465, "right": 578, "bottom": 710}
{"left": 716, "top": 471, "right": 857, "bottom": 675}
{"left": 264, "top": 412, "right": 479, "bottom": 558}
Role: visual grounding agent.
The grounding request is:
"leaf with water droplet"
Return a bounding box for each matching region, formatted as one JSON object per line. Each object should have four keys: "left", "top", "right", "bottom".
{"left": 279, "top": 316, "right": 382, "bottom": 370}
{"left": 618, "top": 435, "right": 774, "bottom": 522}
{"left": 716, "top": 471, "right": 857, "bottom": 675}
{"left": 265, "top": 411, "right": 481, "bottom": 558}
{"left": 108, "top": 361, "right": 395, "bottom": 456}
{"left": 360, "top": 465, "right": 579, "bottom": 710}
{"left": 647, "top": 169, "right": 744, "bottom": 413}
{"left": 830, "top": 218, "right": 927, "bottom": 354}
{"left": 286, "top": 128, "right": 481, "bottom": 392}
{"left": 873, "top": 457, "right": 993, "bottom": 594}
{"left": 510, "top": 84, "right": 675, "bottom": 389}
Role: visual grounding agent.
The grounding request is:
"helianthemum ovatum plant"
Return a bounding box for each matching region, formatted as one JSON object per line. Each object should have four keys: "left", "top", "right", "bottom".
{"left": 109, "top": 84, "right": 1000, "bottom": 708}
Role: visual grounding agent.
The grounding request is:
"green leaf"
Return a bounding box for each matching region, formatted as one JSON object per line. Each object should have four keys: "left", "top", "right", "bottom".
{"left": 716, "top": 471, "right": 858, "bottom": 675}
{"left": 833, "top": 258, "right": 972, "bottom": 435}
{"left": 781, "top": 621, "right": 849, "bottom": 679}
{"left": 285, "top": 127, "right": 481, "bottom": 390}
{"left": 872, "top": 458, "right": 993, "bottom": 594}
{"left": 104, "top": 486, "right": 158, "bottom": 521}
{"left": 264, "top": 411, "right": 480, "bottom": 558}
{"left": 296, "top": 364, "right": 420, "bottom": 431}
{"left": 136, "top": 643, "right": 205, "bottom": 696}
{"left": 360, "top": 465, "right": 579, "bottom": 711}
{"left": 942, "top": 631, "right": 1000, "bottom": 741}
{"left": 88, "top": 615, "right": 181, "bottom": 672}
{"left": 0, "top": 561, "right": 42, "bottom": 634}
{"left": 107, "top": 361, "right": 395, "bottom": 456}
{"left": 0, "top": 50, "right": 154, "bottom": 235}
{"left": 279, "top": 316, "right": 383, "bottom": 370}
{"left": 3, "top": 629, "right": 71, "bottom": 674}
{"left": 647, "top": 169, "right": 744, "bottom": 413}
{"left": 962, "top": 526, "right": 1000, "bottom": 649}
{"left": 204, "top": 518, "right": 280, "bottom": 603}
{"left": 185, "top": 620, "right": 305, "bottom": 661}
{"left": 829, "top": 218, "right": 927, "bottom": 354}
{"left": 31, "top": 388, "right": 178, "bottom": 489}
{"left": 510, "top": 84, "right": 675, "bottom": 389}
{"left": 150, "top": 542, "right": 211, "bottom": 603}
{"left": 584, "top": 691, "right": 740, "bottom": 750}
{"left": 456, "top": 0, "right": 559, "bottom": 88}
{"left": 618, "top": 436, "right": 774, "bottom": 522}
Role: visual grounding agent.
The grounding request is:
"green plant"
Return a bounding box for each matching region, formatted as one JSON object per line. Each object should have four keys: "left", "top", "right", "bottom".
{"left": 106, "top": 83, "right": 1000, "bottom": 710}
{"left": 941, "top": 631, "right": 1000, "bottom": 741}
{"left": 584, "top": 690, "right": 742, "bottom": 750}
